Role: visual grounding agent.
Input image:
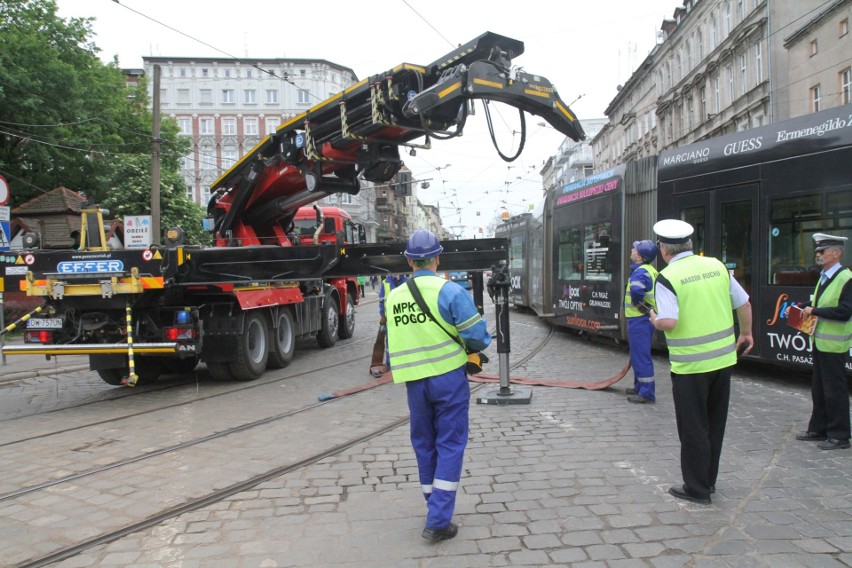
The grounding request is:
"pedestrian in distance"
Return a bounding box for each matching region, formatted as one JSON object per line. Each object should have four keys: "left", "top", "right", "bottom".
{"left": 357, "top": 275, "right": 366, "bottom": 297}
{"left": 787, "top": 233, "right": 851, "bottom": 451}
{"left": 370, "top": 272, "right": 408, "bottom": 377}
{"left": 385, "top": 229, "right": 491, "bottom": 542}
{"left": 649, "top": 219, "right": 754, "bottom": 505}
{"left": 624, "top": 239, "right": 659, "bottom": 404}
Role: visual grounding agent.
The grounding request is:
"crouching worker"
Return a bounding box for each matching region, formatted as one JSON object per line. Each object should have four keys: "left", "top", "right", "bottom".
{"left": 386, "top": 229, "right": 491, "bottom": 542}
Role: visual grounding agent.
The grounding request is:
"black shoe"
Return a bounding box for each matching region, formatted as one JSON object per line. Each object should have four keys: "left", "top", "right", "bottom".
{"left": 627, "top": 394, "right": 654, "bottom": 404}
{"left": 669, "top": 485, "right": 711, "bottom": 505}
{"left": 709, "top": 485, "right": 716, "bottom": 494}
{"left": 626, "top": 388, "right": 637, "bottom": 395}
{"left": 796, "top": 431, "right": 827, "bottom": 441}
{"left": 422, "top": 522, "right": 458, "bottom": 542}
{"left": 817, "top": 438, "right": 850, "bottom": 450}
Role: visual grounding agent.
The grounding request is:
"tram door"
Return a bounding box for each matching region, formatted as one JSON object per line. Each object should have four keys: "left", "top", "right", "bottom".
{"left": 672, "top": 184, "right": 759, "bottom": 350}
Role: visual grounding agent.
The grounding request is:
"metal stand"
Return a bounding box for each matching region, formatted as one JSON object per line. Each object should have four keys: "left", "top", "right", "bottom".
{"left": 476, "top": 262, "right": 531, "bottom": 405}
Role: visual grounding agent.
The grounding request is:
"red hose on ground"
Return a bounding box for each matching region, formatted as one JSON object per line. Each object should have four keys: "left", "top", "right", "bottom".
{"left": 318, "top": 371, "right": 393, "bottom": 400}
{"left": 468, "top": 360, "right": 632, "bottom": 390}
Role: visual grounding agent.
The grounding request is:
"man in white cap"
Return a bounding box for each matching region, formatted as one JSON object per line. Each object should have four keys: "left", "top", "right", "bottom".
{"left": 649, "top": 219, "right": 754, "bottom": 505}
{"left": 786, "top": 232, "right": 851, "bottom": 451}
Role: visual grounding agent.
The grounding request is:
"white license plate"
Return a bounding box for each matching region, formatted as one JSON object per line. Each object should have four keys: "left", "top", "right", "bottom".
{"left": 27, "top": 318, "right": 63, "bottom": 329}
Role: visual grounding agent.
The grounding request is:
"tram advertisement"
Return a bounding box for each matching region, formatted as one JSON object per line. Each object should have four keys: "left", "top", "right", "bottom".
{"left": 761, "top": 289, "right": 852, "bottom": 372}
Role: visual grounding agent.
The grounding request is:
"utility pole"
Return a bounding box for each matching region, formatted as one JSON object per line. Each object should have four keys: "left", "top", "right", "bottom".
{"left": 151, "top": 64, "right": 161, "bottom": 245}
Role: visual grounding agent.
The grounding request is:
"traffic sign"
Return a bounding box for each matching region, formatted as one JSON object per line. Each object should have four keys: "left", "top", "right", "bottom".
{"left": 0, "top": 221, "right": 9, "bottom": 252}
{"left": 0, "top": 176, "right": 8, "bottom": 206}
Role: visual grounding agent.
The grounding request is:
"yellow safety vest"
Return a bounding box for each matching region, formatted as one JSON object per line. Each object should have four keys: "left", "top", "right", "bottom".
{"left": 386, "top": 276, "right": 468, "bottom": 383}
{"left": 813, "top": 268, "right": 852, "bottom": 353}
{"left": 624, "top": 263, "right": 658, "bottom": 318}
{"left": 659, "top": 255, "right": 737, "bottom": 374}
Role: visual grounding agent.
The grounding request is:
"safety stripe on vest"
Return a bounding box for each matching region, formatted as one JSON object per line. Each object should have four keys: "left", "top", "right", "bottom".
{"left": 390, "top": 348, "right": 467, "bottom": 371}
{"left": 389, "top": 338, "right": 459, "bottom": 359}
{"left": 665, "top": 326, "right": 734, "bottom": 347}
{"left": 814, "top": 330, "right": 852, "bottom": 342}
{"left": 422, "top": 484, "right": 432, "bottom": 494}
{"left": 456, "top": 313, "right": 482, "bottom": 332}
{"left": 669, "top": 341, "right": 737, "bottom": 363}
{"left": 433, "top": 478, "right": 459, "bottom": 491}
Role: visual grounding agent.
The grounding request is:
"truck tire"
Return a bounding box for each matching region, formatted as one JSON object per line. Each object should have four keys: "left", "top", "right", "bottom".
{"left": 97, "top": 357, "right": 162, "bottom": 386}
{"left": 317, "top": 293, "right": 339, "bottom": 348}
{"left": 206, "top": 362, "right": 232, "bottom": 381}
{"left": 229, "top": 310, "right": 269, "bottom": 380}
{"left": 338, "top": 292, "right": 355, "bottom": 340}
{"left": 267, "top": 307, "right": 296, "bottom": 369}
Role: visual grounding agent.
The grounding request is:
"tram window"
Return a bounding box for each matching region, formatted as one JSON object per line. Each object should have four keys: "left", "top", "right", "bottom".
{"left": 558, "top": 227, "right": 583, "bottom": 280}
{"left": 510, "top": 236, "right": 524, "bottom": 270}
{"left": 584, "top": 222, "right": 613, "bottom": 282}
{"left": 768, "top": 195, "right": 827, "bottom": 286}
{"left": 827, "top": 192, "right": 852, "bottom": 218}
{"left": 721, "top": 201, "right": 752, "bottom": 296}
{"left": 681, "top": 207, "right": 705, "bottom": 255}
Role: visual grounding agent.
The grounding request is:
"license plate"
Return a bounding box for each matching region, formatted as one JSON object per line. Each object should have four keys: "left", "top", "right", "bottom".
{"left": 26, "top": 318, "right": 63, "bottom": 329}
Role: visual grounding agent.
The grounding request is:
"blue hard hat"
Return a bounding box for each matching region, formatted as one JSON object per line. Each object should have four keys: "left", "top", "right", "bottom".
{"left": 405, "top": 229, "right": 443, "bottom": 260}
{"left": 633, "top": 240, "right": 658, "bottom": 262}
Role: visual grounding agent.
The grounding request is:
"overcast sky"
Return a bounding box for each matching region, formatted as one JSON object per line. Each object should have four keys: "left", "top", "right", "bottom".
{"left": 56, "top": 0, "right": 679, "bottom": 238}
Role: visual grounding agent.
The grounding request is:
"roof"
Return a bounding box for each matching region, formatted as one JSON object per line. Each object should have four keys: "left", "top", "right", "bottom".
{"left": 12, "top": 187, "right": 87, "bottom": 216}
{"left": 14, "top": 214, "right": 82, "bottom": 249}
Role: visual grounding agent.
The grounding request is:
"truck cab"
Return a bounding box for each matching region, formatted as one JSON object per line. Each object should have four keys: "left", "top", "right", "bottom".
{"left": 292, "top": 206, "right": 366, "bottom": 246}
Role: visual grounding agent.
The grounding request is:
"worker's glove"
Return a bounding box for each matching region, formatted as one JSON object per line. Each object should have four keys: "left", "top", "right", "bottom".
{"left": 465, "top": 352, "right": 489, "bottom": 375}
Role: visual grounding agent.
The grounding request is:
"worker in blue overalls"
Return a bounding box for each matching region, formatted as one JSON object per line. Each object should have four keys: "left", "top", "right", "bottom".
{"left": 624, "top": 239, "right": 658, "bottom": 403}
{"left": 385, "top": 229, "right": 491, "bottom": 542}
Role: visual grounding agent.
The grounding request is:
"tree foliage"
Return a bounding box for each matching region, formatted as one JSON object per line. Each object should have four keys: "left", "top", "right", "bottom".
{"left": 0, "top": 0, "right": 203, "bottom": 241}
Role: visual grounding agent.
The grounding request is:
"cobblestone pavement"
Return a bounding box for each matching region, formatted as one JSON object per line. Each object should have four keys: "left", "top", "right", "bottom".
{"left": 2, "top": 300, "right": 850, "bottom": 568}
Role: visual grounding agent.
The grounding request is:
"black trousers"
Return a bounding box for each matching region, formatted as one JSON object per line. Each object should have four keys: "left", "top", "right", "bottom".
{"left": 808, "top": 349, "right": 851, "bottom": 441}
{"left": 671, "top": 367, "right": 732, "bottom": 499}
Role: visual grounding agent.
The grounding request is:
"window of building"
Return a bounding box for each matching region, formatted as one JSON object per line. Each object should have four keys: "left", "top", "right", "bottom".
{"left": 666, "top": 62, "right": 672, "bottom": 90}
{"left": 299, "top": 69, "right": 307, "bottom": 77}
{"left": 811, "top": 84, "right": 821, "bottom": 112}
{"left": 159, "top": 88, "right": 168, "bottom": 104}
{"left": 710, "top": 16, "right": 718, "bottom": 49}
{"left": 245, "top": 68, "right": 252, "bottom": 78}
{"left": 699, "top": 87, "right": 706, "bottom": 120}
{"left": 737, "top": 0, "right": 744, "bottom": 21}
{"left": 266, "top": 89, "right": 278, "bottom": 104}
{"left": 697, "top": 30, "right": 704, "bottom": 60}
{"left": 179, "top": 68, "right": 187, "bottom": 77}
{"left": 222, "top": 89, "right": 235, "bottom": 104}
{"left": 221, "top": 149, "right": 238, "bottom": 169}
{"left": 199, "top": 89, "right": 212, "bottom": 104}
{"left": 244, "top": 89, "right": 256, "bottom": 104}
{"left": 297, "top": 89, "right": 311, "bottom": 104}
{"left": 201, "top": 68, "right": 209, "bottom": 77}
{"left": 199, "top": 117, "right": 214, "bottom": 135}
{"left": 714, "top": 75, "right": 721, "bottom": 113}
{"left": 224, "top": 69, "right": 231, "bottom": 78}
{"left": 727, "top": 64, "right": 734, "bottom": 102}
{"left": 676, "top": 54, "right": 682, "bottom": 82}
{"left": 185, "top": 185, "right": 194, "bottom": 201}
{"left": 686, "top": 42, "right": 692, "bottom": 70}
{"left": 755, "top": 41, "right": 763, "bottom": 84}
{"left": 200, "top": 143, "right": 216, "bottom": 169}
{"left": 177, "top": 117, "right": 192, "bottom": 136}
{"left": 687, "top": 96, "right": 694, "bottom": 131}
{"left": 244, "top": 117, "right": 259, "bottom": 136}
{"left": 740, "top": 54, "right": 747, "bottom": 95}
{"left": 840, "top": 18, "right": 849, "bottom": 37}
{"left": 724, "top": 4, "right": 731, "bottom": 36}
{"left": 265, "top": 117, "right": 280, "bottom": 135}
{"left": 810, "top": 39, "right": 818, "bottom": 56}
{"left": 841, "top": 67, "right": 852, "bottom": 104}
{"left": 177, "top": 88, "right": 190, "bottom": 104}
{"left": 221, "top": 117, "right": 236, "bottom": 136}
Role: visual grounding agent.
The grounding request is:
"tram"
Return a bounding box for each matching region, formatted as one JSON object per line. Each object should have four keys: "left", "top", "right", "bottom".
{"left": 497, "top": 104, "right": 852, "bottom": 371}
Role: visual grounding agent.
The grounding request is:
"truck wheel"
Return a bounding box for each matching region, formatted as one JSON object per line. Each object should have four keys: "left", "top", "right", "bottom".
{"left": 338, "top": 292, "right": 355, "bottom": 340}
{"left": 229, "top": 310, "right": 269, "bottom": 380}
{"left": 164, "top": 356, "right": 200, "bottom": 375}
{"left": 317, "top": 293, "right": 339, "bottom": 348}
{"left": 267, "top": 308, "right": 295, "bottom": 369}
{"left": 206, "top": 362, "right": 232, "bottom": 381}
{"left": 96, "top": 357, "right": 162, "bottom": 386}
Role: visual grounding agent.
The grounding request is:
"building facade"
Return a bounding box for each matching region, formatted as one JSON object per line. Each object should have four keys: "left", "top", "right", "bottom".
{"left": 592, "top": 0, "right": 838, "bottom": 172}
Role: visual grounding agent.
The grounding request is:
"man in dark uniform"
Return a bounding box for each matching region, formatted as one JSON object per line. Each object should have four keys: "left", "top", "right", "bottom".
{"left": 788, "top": 233, "right": 851, "bottom": 450}
{"left": 649, "top": 219, "right": 754, "bottom": 505}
